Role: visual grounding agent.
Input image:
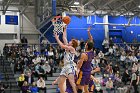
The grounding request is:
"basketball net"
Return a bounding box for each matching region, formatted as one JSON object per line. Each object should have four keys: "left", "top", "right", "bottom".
{"left": 52, "top": 16, "right": 65, "bottom": 34}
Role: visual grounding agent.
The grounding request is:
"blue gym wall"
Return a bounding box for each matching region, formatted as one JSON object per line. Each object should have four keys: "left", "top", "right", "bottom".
{"left": 109, "top": 16, "right": 140, "bottom": 43}
{"left": 39, "top": 15, "right": 140, "bottom": 49}
{"left": 67, "top": 15, "right": 104, "bottom": 49}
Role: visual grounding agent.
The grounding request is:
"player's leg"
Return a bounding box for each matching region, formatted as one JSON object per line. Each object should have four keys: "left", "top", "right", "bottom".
{"left": 67, "top": 73, "right": 77, "bottom": 93}
{"left": 76, "top": 71, "right": 84, "bottom": 93}
{"left": 84, "top": 85, "right": 89, "bottom": 93}
{"left": 58, "top": 75, "right": 67, "bottom": 93}
{"left": 83, "top": 73, "right": 91, "bottom": 93}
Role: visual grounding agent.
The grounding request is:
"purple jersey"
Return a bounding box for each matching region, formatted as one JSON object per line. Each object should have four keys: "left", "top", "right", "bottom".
{"left": 80, "top": 51, "right": 94, "bottom": 72}
{"left": 77, "top": 51, "right": 94, "bottom": 85}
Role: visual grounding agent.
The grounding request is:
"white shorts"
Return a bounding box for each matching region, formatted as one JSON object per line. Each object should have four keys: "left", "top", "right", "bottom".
{"left": 60, "top": 65, "right": 74, "bottom": 77}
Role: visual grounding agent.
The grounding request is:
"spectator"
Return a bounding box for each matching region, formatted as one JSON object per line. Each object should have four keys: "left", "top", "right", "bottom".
{"left": 105, "top": 64, "right": 113, "bottom": 75}
{"left": 32, "top": 57, "right": 38, "bottom": 65}
{"left": 102, "top": 38, "right": 109, "bottom": 53}
{"left": 23, "top": 66, "right": 32, "bottom": 76}
{"left": 40, "top": 55, "right": 46, "bottom": 62}
{"left": 25, "top": 73, "right": 34, "bottom": 85}
{"left": 35, "top": 63, "right": 45, "bottom": 77}
{"left": 21, "top": 36, "right": 28, "bottom": 47}
{"left": 132, "top": 62, "right": 138, "bottom": 71}
{"left": 56, "top": 85, "right": 60, "bottom": 93}
{"left": 106, "top": 78, "right": 114, "bottom": 93}
{"left": 113, "top": 64, "right": 120, "bottom": 74}
{"left": 49, "top": 58, "right": 55, "bottom": 72}
{"left": 30, "top": 82, "right": 38, "bottom": 93}
{"left": 18, "top": 74, "right": 25, "bottom": 87}
{"left": 36, "top": 55, "right": 41, "bottom": 64}
{"left": 109, "top": 37, "right": 113, "bottom": 46}
{"left": 14, "top": 61, "right": 23, "bottom": 73}
{"left": 122, "top": 69, "right": 130, "bottom": 85}
{"left": 80, "top": 38, "right": 85, "bottom": 51}
{"left": 21, "top": 81, "right": 30, "bottom": 93}
{"left": 131, "top": 53, "right": 138, "bottom": 62}
{"left": 3, "top": 44, "right": 9, "bottom": 59}
{"left": 41, "top": 37, "right": 48, "bottom": 53}
{"left": 0, "top": 83, "right": 5, "bottom": 93}
{"left": 98, "top": 51, "right": 104, "bottom": 59}
{"left": 113, "top": 37, "right": 117, "bottom": 43}
{"left": 43, "top": 61, "right": 52, "bottom": 78}
{"left": 48, "top": 49, "right": 54, "bottom": 59}
{"left": 99, "top": 59, "right": 106, "bottom": 74}
{"left": 37, "top": 77, "right": 46, "bottom": 93}
{"left": 136, "top": 52, "right": 140, "bottom": 61}
{"left": 107, "top": 46, "right": 113, "bottom": 56}
{"left": 130, "top": 68, "right": 139, "bottom": 93}
{"left": 120, "top": 51, "right": 126, "bottom": 62}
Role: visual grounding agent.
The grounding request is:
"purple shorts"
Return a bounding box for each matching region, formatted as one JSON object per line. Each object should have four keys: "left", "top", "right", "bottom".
{"left": 76, "top": 71, "right": 91, "bottom": 85}
{"left": 89, "top": 79, "right": 95, "bottom": 92}
{"left": 66, "top": 79, "right": 73, "bottom": 93}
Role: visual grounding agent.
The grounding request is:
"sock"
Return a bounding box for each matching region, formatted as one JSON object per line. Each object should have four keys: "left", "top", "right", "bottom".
{"left": 77, "top": 89, "right": 82, "bottom": 93}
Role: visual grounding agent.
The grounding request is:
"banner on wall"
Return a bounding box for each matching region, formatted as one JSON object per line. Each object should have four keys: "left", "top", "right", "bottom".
{"left": 5, "top": 15, "right": 18, "bottom": 25}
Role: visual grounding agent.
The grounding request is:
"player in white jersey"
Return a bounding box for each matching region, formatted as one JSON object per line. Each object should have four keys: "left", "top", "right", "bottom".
{"left": 54, "top": 26, "right": 78, "bottom": 93}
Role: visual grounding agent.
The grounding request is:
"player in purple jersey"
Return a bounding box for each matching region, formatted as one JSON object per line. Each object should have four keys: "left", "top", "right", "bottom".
{"left": 76, "top": 26, "right": 94, "bottom": 93}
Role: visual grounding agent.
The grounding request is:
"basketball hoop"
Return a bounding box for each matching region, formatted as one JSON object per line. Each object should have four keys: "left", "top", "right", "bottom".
{"left": 51, "top": 16, "right": 65, "bottom": 34}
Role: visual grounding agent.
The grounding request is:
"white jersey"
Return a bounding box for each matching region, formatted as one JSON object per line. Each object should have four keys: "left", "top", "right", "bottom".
{"left": 60, "top": 51, "right": 75, "bottom": 76}
{"left": 63, "top": 51, "right": 75, "bottom": 66}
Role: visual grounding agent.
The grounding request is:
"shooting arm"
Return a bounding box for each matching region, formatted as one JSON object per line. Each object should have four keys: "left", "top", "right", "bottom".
{"left": 54, "top": 33, "right": 72, "bottom": 50}
{"left": 63, "top": 26, "right": 68, "bottom": 45}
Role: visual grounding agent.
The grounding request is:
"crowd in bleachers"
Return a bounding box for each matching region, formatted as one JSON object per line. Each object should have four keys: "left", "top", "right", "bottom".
{"left": 3, "top": 43, "right": 65, "bottom": 93}
{"left": 2, "top": 37, "right": 140, "bottom": 93}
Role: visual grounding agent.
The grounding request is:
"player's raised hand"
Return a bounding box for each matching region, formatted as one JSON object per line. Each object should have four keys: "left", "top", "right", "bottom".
{"left": 87, "top": 26, "right": 92, "bottom": 31}
{"left": 54, "top": 32, "right": 59, "bottom": 38}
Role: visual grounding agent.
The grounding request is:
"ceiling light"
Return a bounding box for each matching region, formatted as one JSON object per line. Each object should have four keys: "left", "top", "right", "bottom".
{"left": 70, "top": 6, "right": 80, "bottom": 7}
{"left": 74, "top": 1, "right": 79, "bottom": 5}
{"left": 138, "top": 5, "right": 140, "bottom": 8}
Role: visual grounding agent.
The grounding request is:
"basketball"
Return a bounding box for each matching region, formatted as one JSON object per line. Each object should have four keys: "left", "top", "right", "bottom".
{"left": 62, "top": 16, "right": 71, "bottom": 25}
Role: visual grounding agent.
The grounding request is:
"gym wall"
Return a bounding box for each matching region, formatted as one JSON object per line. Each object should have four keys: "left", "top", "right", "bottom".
{"left": 67, "top": 15, "right": 104, "bottom": 49}
{"left": 66, "top": 15, "right": 140, "bottom": 49}
{"left": 0, "top": 6, "right": 39, "bottom": 53}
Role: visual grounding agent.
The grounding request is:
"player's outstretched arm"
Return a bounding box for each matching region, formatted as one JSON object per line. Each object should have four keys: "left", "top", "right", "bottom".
{"left": 87, "top": 26, "right": 93, "bottom": 42}
{"left": 63, "top": 26, "right": 68, "bottom": 45}
{"left": 54, "top": 32, "right": 74, "bottom": 51}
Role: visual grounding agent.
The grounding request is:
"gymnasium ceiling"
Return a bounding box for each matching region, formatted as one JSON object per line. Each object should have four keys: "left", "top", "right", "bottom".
{"left": 0, "top": 0, "right": 140, "bottom": 26}
{"left": 56, "top": 0, "right": 140, "bottom": 16}
{"left": 1, "top": 0, "right": 140, "bottom": 16}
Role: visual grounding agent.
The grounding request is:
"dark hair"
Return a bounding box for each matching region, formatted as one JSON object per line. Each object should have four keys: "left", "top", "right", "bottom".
{"left": 87, "top": 41, "right": 93, "bottom": 50}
